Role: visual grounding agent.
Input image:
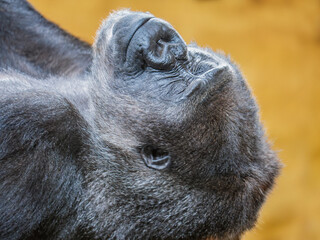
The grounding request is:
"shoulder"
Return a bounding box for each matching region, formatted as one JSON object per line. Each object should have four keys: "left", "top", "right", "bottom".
{"left": 0, "top": 72, "right": 90, "bottom": 238}
{"left": 0, "top": 76, "right": 90, "bottom": 160}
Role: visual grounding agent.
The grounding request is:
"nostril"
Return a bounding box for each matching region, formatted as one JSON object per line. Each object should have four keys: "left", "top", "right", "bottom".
{"left": 142, "top": 28, "right": 188, "bottom": 70}
{"left": 125, "top": 18, "right": 188, "bottom": 71}
{"left": 144, "top": 43, "right": 176, "bottom": 70}
{"left": 154, "top": 40, "right": 167, "bottom": 57}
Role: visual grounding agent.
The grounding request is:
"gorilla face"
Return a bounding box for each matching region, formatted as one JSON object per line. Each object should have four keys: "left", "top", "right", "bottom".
{"left": 0, "top": 1, "right": 280, "bottom": 238}
{"left": 82, "top": 10, "right": 280, "bottom": 240}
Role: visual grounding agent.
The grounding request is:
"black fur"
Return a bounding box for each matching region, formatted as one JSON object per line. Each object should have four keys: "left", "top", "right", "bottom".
{"left": 0, "top": 1, "right": 280, "bottom": 240}
{"left": 0, "top": 0, "right": 91, "bottom": 78}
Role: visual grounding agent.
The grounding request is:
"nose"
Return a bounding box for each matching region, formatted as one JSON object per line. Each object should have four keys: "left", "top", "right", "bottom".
{"left": 106, "top": 11, "right": 188, "bottom": 72}
{"left": 125, "top": 18, "right": 188, "bottom": 70}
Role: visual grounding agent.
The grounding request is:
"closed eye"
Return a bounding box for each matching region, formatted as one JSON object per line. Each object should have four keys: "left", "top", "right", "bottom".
{"left": 140, "top": 145, "right": 171, "bottom": 170}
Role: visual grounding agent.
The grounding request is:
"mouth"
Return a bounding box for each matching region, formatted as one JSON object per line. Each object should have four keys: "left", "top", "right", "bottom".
{"left": 182, "top": 64, "right": 229, "bottom": 99}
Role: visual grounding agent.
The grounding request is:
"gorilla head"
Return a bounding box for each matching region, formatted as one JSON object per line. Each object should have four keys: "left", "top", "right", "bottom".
{"left": 76, "top": 10, "right": 280, "bottom": 240}
{"left": 0, "top": 1, "right": 281, "bottom": 238}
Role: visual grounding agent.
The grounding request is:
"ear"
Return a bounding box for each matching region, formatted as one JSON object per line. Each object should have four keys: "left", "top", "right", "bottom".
{"left": 140, "top": 145, "right": 171, "bottom": 170}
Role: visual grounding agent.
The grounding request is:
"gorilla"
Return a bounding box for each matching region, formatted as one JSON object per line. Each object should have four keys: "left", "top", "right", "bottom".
{"left": 0, "top": 1, "right": 280, "bottom": 240}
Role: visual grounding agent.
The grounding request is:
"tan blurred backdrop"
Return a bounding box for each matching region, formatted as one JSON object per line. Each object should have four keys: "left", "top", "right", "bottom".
{"left": 28, "top": 0, "right": 320, "bottom": 239}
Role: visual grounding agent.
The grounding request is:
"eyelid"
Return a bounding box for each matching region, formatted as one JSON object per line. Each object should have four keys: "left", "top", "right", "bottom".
{"left": 140, "top": 145, "right": 171, "bottom": 170}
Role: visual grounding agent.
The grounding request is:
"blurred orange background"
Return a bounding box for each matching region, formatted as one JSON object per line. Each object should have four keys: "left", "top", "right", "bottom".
{"left": 28, "top": 0, "right": 320, "bottom": 239}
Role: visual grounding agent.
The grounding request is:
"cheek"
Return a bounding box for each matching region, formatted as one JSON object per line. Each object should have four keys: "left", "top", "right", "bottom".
{"left": 135, "top": 71, "right": 191, "bottom": 102}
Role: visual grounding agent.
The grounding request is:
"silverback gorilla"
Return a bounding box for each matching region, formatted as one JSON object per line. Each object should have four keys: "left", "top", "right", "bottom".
{"left": 0, "top": 1, "right": 280, "bottom": 240}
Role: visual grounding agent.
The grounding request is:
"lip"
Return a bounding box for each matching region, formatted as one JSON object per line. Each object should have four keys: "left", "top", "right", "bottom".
{"left": 124, "top": 17, "right": 154, "bottom": 62}
{"left": 182, "top": 64, "right": 230, "bottom": 100}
